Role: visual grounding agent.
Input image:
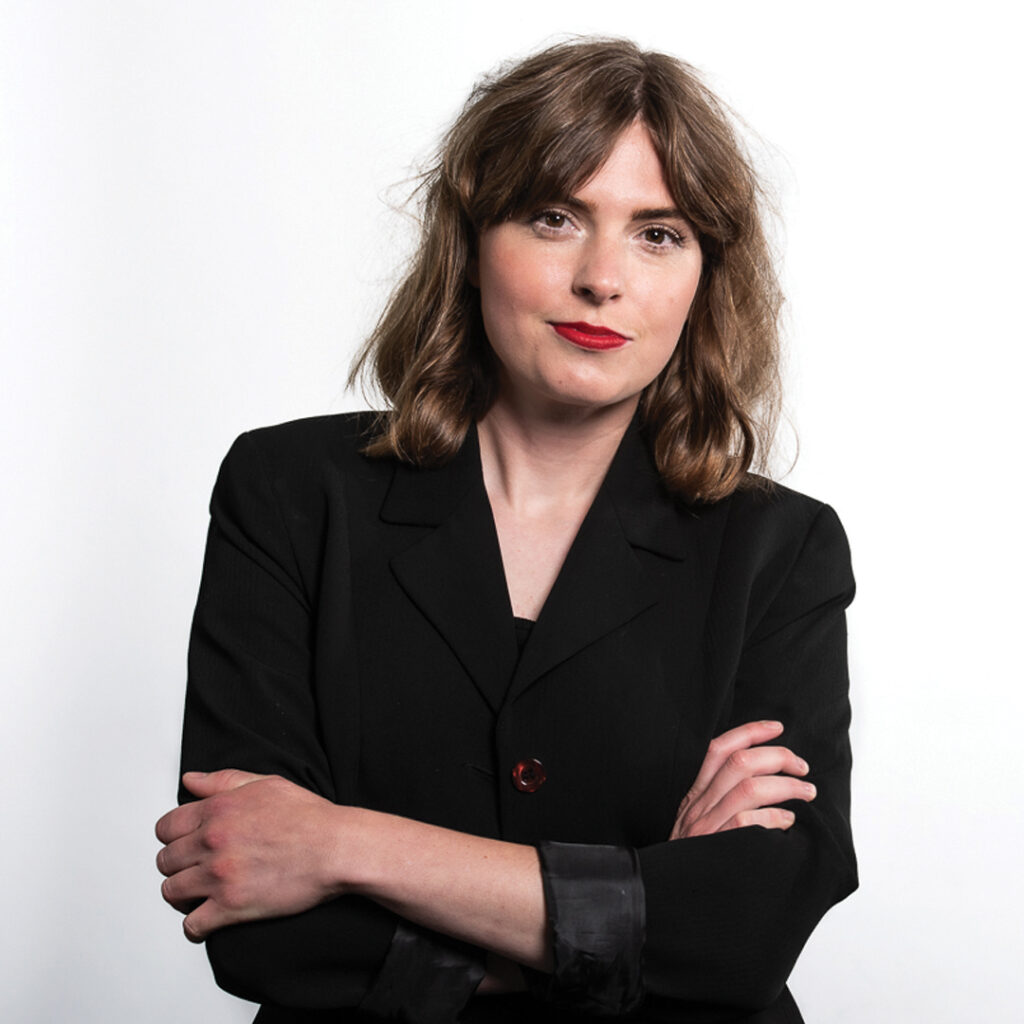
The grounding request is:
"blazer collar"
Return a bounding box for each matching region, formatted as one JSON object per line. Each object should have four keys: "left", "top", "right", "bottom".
{"left": 381, "top": 418, "right": 705, "bottom": 710}
{"left": 380, "top": 425, "right": 485, "bottom": 527}
{"left": 380, "top": 416, "right": 696, "bottom": 547}
{"left": 599, "top": 415, "right": 697, "bottom": 562}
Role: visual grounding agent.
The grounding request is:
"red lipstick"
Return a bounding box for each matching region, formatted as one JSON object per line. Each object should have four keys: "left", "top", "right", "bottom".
{"left": 551, "top": 322, "right": 629, "bottom": 351}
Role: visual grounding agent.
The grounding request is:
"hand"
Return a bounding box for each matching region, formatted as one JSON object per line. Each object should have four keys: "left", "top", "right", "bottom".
{"left": 155, "top": 770, "right": 348, "bottom": 942}
{"left": 669, "top": 721, "right": 815, "bottom": 839}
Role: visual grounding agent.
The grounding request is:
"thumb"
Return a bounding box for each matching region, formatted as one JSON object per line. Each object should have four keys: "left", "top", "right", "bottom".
{"left": 181, "top": 768, "right": 267, "bottom": 796}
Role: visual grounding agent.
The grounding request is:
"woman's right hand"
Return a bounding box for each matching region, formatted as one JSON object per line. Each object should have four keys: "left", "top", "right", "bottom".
{"left": 669, "top": 721, "right": 815, "bottom": 839}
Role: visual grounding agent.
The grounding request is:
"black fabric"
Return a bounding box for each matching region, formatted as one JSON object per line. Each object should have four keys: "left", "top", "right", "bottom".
{"left": 513, "top": 616, "right": 534, "bottom": 652}
{"left": 179, "top": 413, "right": 856, "bottom": 1022}
{"left": 528, "top": 842, "right": 645, "bottom": 1015}
{"left": 358, "top": 923, "right": 485, "bottom": 1022}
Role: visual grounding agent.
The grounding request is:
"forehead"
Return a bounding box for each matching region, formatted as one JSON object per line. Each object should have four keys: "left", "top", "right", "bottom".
{"left": 573, "top": 121, "right": 674, "bottom": 209}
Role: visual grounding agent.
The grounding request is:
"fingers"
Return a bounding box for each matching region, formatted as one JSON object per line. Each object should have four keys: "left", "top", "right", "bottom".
{"left": 704, "top": 774, "right": 816, "bottom": 834}
{"left": 159, "top": 849, "right": 253, "bottom": 928}
{"left": 181, "top": 768, "right": 267, "bottom": 798}
{"left": 719, "top": 806, "right": 798, "bottom": 832}
{"left": 155, "top": 770, "right": 266, "bottom": 915}
{"left": 173, "top": 844, "right": 272, "bottom": 942}
{"left": 699, "top": 743, "right": 809, "bottom": 812}
{"left": 156, "top": 770, "right": 266, "bottom": 843}
{"left": 183, "top": 898, "right": 231, "bottom": 944}
{"left": 155, "top": 770, "right": 285, "bottom": 941}
{"left": 156, "top": 832, "right": 202, "bottom": 879}
{"left": 160, "top": 864, "right": 207, "bottom": 913}
{"left": 688, "top": 720, "right": 785, "bottom": 799}
{"left": 670, "top": 720, "right": 818, "bottom": 839}
{"left": 155, "top": 801, "right": 203, "bottom": 845}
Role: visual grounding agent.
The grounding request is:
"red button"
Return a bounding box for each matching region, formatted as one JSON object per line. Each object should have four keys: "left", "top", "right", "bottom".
{"left": 512, "top": 758, "right": 546, "bottom": 793}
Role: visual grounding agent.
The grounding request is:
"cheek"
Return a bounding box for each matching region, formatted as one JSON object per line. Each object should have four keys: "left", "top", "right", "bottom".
{"left": 648, "top": 283, "right": 697, "bottom": 338}
{"left": 663, "top": 270, "right": 702, "bottom": 330}
{"left": 482, "top": 260, "right": 559, "bottom": 328}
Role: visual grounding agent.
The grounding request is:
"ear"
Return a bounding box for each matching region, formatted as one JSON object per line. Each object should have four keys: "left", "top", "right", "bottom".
{"left": 466, "top": 257, "right": 479, "bottom": 289}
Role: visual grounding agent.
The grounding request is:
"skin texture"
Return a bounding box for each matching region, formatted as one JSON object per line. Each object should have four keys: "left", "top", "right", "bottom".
{"left": 472, "top": 120, "right": 703, "bottom": 420}
{"left": 669, "top": 721, "right": 813, "bottom": 838}
{"left": 155, "top": 722, "right": 814, "bottom": 951}
{"left": 156, "top": 123, "right": 815, "bottom": 990}
{"left": 157, "top": 773, "right": 551, "bottom": 968}
{"left": 474, "top": 119, "right": 702, "bottom": 620}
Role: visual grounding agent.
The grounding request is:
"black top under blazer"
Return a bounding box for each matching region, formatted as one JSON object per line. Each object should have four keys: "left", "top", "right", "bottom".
{"left": 179, "top": 412, "right": 857, "bottom": 1023}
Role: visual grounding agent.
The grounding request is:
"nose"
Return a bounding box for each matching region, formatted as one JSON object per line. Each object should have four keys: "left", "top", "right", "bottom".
{"left": 572, "top": 234, "right": 624, "bottom": 304}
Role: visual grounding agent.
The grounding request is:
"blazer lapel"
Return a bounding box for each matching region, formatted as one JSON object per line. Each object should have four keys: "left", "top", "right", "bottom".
{"left": 506, "top": 486, "right": 654, "bottom": 701}
{"left": 382, "top": 416, "right": 717, "bottom": 713}
{"left": 507, "top": 418, "right": 702, "bottom": 704}
{"left": 383, "top": 429, "right": 518, "bottom": 713}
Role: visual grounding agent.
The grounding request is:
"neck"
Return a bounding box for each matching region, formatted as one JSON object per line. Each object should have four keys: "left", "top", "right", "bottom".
{"left": 476, "top": 395, "right": 637, "bottom": 516}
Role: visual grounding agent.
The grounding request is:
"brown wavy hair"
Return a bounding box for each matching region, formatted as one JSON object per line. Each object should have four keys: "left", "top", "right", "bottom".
{"left": 351, "top": 38, "right": 782, "bottom": 502}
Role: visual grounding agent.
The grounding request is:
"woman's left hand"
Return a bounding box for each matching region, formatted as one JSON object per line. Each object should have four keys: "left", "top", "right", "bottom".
{"left": 155, "top": 770, "right": 348, "bottom": 942}
{"left": 669, "top": 721, "right": 814, "bottom": 839}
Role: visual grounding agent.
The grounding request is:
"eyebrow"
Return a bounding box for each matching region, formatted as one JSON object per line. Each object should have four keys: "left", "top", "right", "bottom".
{"left": 563, "top": 196, "right": 690, "bottom": 223}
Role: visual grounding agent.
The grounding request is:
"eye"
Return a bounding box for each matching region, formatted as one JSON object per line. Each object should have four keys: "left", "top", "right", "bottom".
{"left": 530, "top": 208, "right": 574, "bottom": 234}
{"left": 641, "top": 225, "right": 683, "bottom": 248}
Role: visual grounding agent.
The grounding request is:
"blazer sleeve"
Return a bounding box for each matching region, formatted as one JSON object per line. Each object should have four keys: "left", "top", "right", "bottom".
{"left": 635, "top": 501, "right": 858, "bottom": 1014}
{"left": 527, "top": 502, "right": 856, "bottom": 1019}
{"left": 179, "top": 432, "right": 398, "bottom": 1008}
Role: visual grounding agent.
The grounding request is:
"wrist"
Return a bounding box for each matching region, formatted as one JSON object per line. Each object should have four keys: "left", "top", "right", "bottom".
{"left": 335, "top": 807, "right": 443, "bottom": 904}
{"left": 325, "top": 803, "right": 378, "bottom": 897}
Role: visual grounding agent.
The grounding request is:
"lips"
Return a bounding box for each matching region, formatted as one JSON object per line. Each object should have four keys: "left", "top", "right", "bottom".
{"left": 551, "top": 322, "right": 629, "bottom": 351}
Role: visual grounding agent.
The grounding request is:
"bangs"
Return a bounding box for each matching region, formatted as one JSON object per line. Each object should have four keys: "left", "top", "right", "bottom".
{"left": 642, "top": 83, "right": 757, "bottom": 248}
{"left": 475, "top": 127, "right": 624, "bottom": 226}
{"left": 442, "top": 40, "right": 756, "bottom": 252}
{"left": 460, "top": 98, "right": 748, "bottom": 253}
{"left": 460, "top": 58, "right": 644, "bottom": 227}
{"left": 360, "top": 38, "right": 781, "bottom": 500}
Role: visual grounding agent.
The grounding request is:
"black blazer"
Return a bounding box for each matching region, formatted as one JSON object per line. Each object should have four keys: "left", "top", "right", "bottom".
{"left": 180, "top": 412, "right": 857, "bottom": 1023}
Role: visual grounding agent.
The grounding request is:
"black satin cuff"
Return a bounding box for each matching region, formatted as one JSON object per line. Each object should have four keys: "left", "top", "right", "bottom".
{"left": 358, "top": 921, "right": 486, "bottom": 1023}
{"left": 527, "top": 841, "right": 645, "bottom": 1016}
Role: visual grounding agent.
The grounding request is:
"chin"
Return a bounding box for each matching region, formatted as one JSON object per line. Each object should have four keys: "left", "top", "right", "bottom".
{"left": 549, "top": 371, "right": 644, "bottom": 408}
{"left": 540, "top": 384, "right": 641, "bottom": 414}
{"left": 497, "top": 361, "right": 646, "bottom": 416}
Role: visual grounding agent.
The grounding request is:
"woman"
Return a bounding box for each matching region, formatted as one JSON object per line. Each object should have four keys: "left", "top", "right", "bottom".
{"left": 156, "top": 38, "right": 856, "bottom": 1023}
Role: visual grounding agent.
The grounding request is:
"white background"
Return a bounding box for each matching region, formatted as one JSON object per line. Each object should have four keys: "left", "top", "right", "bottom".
{"left": 2, "top": 2, "right": 1021, "bottom": 1021}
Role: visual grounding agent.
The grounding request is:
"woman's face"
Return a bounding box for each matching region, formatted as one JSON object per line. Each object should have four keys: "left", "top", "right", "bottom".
{"left": 473, "top": 120, "right": 703, "bottom": 420}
